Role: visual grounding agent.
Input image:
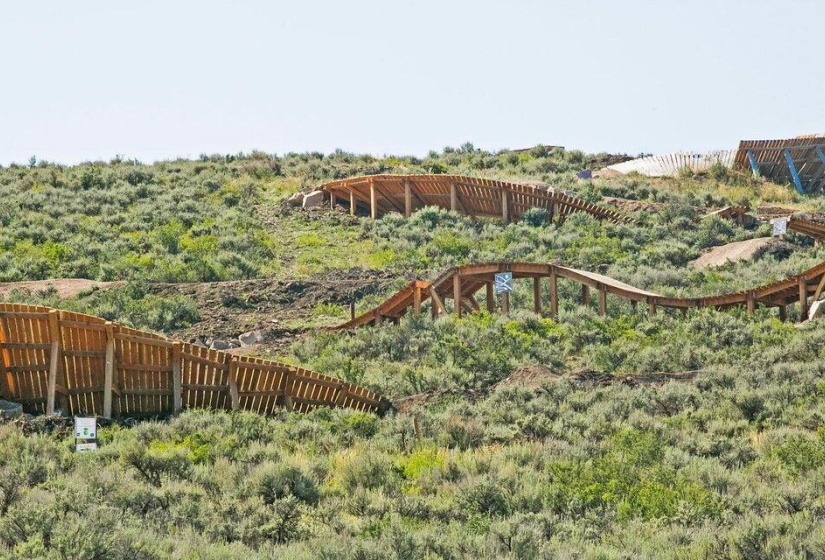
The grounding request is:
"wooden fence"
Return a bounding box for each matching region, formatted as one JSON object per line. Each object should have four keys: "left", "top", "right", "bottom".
{"left": 0, "top": 303, "right": 390, "bottom": 417}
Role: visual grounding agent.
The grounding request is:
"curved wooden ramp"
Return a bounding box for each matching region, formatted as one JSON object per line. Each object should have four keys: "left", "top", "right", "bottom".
{"left": 321, "top": 174, "right": 633, "bottom": 224}
{"left": 337, "top": 260, "right": 825, "bottom": 329}
{"left": 0, "top": 303, "right": 390, "bottom": 417}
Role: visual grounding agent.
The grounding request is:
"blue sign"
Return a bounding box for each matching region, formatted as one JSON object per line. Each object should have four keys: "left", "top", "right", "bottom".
{"left": 494, "top": 272, "right": 513, "bottom": 295}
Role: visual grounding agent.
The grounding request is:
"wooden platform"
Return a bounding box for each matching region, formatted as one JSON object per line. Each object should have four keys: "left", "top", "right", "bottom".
{"left": 336, "top": 260, "right": 825, "bottom": 328}
{"left": 0, "top": 304, "right": 390, "bottom": 417}
{"left": 321, "top": 174, "right": 633, "bottom": 224}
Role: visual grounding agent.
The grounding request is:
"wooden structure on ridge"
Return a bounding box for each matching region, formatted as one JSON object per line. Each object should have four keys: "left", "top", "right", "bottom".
{"left": 734, "top": 135, "right": 825, "bottom": 194}
{"left": 337, "top": 260, "right": 825, "bottom": 329}
{"left": 0, "top": 303, "right": 390, "bottom": 417}
{"left": 321, "top": 174, "right": 631, "bottom": 224}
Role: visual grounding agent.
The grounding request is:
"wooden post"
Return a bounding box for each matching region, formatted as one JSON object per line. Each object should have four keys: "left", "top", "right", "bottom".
{"left": 330, "top": 193, "right": 337, "bottom": 210}
{"left": 501, "top": 189, "right": 510, "bottom": 224}
{"left": 501, "top": 291, "right": 510, "bottom": 314}
{"left": 581, "top": 285, "right": 590, "bottom": 306}
{"left": 334, "top": 382, "right": 349, "bottom": 407}
{"left": 630, "top": 300, "right": 638, "bottom": 312}
{"left": 647, "top": 297, "right": 657, "bottom": 317}
{"left": 103, "top": 322, "right": 115, "bottom": 419}
{"left": 413, "top": 286, "right": 422, "bottom": 316}
{"left": 746, "top": 292, "right": 756, "bottom": 314}
{"left": 370, "top": 180, "right": 377, "bottom": 220}
{"left": 172, "top": 341, "right": 182, "bottom": 414}
{"left": 779, "top": 305, "right": 787, "bottom": 322}
{"left": 598, "top": 288, "right": 607, "bottom": 316}
{"left": 282, "top": 372, "right": 294, "bottom": 411}
{"left": 46, "top": 310, "right": 66, "bottom": 415}
{"left": 533, "top": 277, "right": 541, "bottom": 313}
{"left": 450, "top": 183, "right": 458, "bottom": 212}
{"left": 549, "top": 268, "right": 559, "bottom": 319}
{"left": 228, "top": 358, "right": 240, "bottom": 411}
{"left": 349, "top": 190, "right": 356, "bottom": 216}
{"left": 453, "top": 273, "right": 462, "bottom": 317}
{"left": 404, "top": 180, "right": 412, "bottom": 217}
{"left": 375, "top": 313, "right": 383, "bottom": 326}
{"left": 486, "top": 283, "right": 495, "bottom": 313}
{"left": 349, "top": 302, "right": 356, "bottom": 320}
{"left": 799, "top": 277, "right": 809, "bottom": 320}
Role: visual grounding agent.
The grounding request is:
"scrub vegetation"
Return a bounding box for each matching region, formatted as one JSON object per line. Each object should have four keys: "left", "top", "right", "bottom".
{"left": 2, "top": 145, "right": 825, "bottom": 559}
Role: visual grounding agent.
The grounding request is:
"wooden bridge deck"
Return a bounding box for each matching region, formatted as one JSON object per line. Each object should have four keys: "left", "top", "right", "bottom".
{"left": 321, "top": 174, "right": 633, "bottom": 224}
{"left": 0, "top": 303, "right": 390, "bottom": 417}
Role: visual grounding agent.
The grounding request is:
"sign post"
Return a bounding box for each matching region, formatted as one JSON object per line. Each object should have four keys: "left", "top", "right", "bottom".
{"left": 74, "top": 417, "right": 98, "bottom": 452}
{"left": 772, "top": 217, "right": 788, "bottom": 238}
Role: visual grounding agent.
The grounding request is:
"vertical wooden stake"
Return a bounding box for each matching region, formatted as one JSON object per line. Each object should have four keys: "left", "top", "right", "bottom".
{"left": 501, "top": 291, "right": 510, "bottom": 314}
{"left": 501, "top": 190, "right": 510, "bottom": 224}
{"left": 413, "top": 286, "right": 422, "bottom": 316}
{"left": 799, "top": 277, "right": 809, "bottom": 320}
{"left": 349, "top": 302, "right": 356, "bottom": 321}
{"left": 533, "top": 277, "right": 541, "bottom": 313}
{"left": 453, "top": 273, "right": 462, "bottom": 317}
{"left": 549, "top": 268, "right": 558, "bottom": 319}
{"left": 779, "top": 305, "right": 787, "bottom": 322}
{"left": 647, "top": 297, "right": 657, "bottom": 317}
{"left": 746, "top": 292, "right": 756, "bottom": 314}
{"left": 103, "top": 322, "right": 115, "bottom": 419}
{"left": 47, "top": 310, "right": 65, "bottom": 415}
{"left": 172, "top": 341, "right": 182, "bottom": 414}
{"left": 598, "top": 288, "right": 607, "bottom": 316}
{"left": 486, "top": 283, "right": 495, "bottom": 313}
{"left": 228, "top": 357, "right": 240, "bottom": 411}
{"left": 450, "top": 183, "right": 458, "bottom": 212}
{"left": 404, "top": 180, "right": 412, "bottom": 217}
{"left": 330, "top": 193, "right": 336, "bottom": 210}
{"left": 282, "top": 373, "right": 294, "bottom": 411}
{"left": 581, "top": 285, "right": 590, "bottom": 306}
{"left": 370, "top": 180, "right": 377, "bottom": 220}
{"left": 349, "top": 190, "right": 356, "bottom": 216}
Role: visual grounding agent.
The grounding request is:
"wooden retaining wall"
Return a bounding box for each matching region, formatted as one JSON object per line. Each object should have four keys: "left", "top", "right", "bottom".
{"left": 0, "top": 303, "right": 389, "bottom": 417}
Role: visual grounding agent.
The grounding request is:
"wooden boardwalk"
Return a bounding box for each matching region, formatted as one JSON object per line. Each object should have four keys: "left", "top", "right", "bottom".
{"left": 321, "top": 174, "right": 632, "bottom": 224}
{"left": 337, "top": 259, "right": 825, "bottom": 329}
{"left": 0, "top": 303, "right": 390, "bottom": 417}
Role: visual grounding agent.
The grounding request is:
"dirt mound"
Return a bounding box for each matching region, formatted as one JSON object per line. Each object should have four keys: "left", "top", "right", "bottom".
{"left": 691, "top": 237, "right": 788, "bottom": 268}
{"left": 0, "top": 279, "right": 122, "bottom": 299}
{"left": 496, "top": 364, "right": 561, "bottom": 389}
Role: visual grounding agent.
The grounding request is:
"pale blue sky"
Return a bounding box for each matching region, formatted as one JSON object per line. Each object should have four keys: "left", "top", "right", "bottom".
{"left": 1, "top": 0, "right": 822, "bottom": 165}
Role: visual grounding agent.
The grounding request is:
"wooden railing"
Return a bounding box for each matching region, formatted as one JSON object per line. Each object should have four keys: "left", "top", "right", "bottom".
{"left": 0, "top": 303, "right": 390, "bottom": 417}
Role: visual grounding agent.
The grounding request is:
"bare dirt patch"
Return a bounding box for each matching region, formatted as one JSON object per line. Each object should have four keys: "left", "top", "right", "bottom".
{"left": 691, "top": 237, "right": 790, "bottom": 268}
{"left": 0, "top": 278, "right": 122, "bottom": 299}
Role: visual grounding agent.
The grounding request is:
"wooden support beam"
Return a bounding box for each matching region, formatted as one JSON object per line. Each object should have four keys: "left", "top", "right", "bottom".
{"left": 430, "top": 287, "right": 446, "bottom": 317}
{"left": 282, "top": 372, "right": 294, "bottom": 412}
{"left": 779, "top": 305, "right": 787, "bottom": 322}
{"left": 486, "top": 283, "right": 495, "bottom": 313}
{"left": 549, "top": 268, "right": 559, "bottom": 319}
{"left": 467, "top": 295, "right": 481, "bottom": 312}
{"left": 581, "top": 285, "right": 590, "bottom": 306}
{"left": 501, "top": 189, "right": 510, "bottom": 224}
{"left": 598, "top": 288, "right": 607, "bottom": 316}
{"left": 450, "top": 183, "right": 458, "bottom": 212}
{"left": 630, "top": 300, "right": 638, "bottom": 312}
{"left": 501, "top": 291, "right": 510, "bottom": 314}
{"left": 103, "top": 322, "right": 115, "bottom": 419}
{"left": 172, "top": 341, "right": 182, "bottom": 414}
{"left": 46, "top": 309, "right": 66, "bottom": 414}
{"left": 799, "top": 277, "right": 809, "bottom": 319}
{"left": 349, "top": 190, "right": 356, "bottom": 216}
{"left": 533, "top": 277, "right": 542, "bottom": 313}
{"left": 453, "top": 273, "right": 462, "bottom": 317}
{"left": 404, "top": 180, "right": 412, "bottom": 217}
{"left": 370, "top": 180, "right": 377, "bottom": 220}
{"left": 413, "top": 286, "right": 422, "bottom": 316}
{"left": 647, "top": 297, "right": 657, "bottom": 317}
{"left": 228, "top": 358, "right": 240, "bottom": 411}
{"left": 330, "top": 192, "right": 336, "bottom": 210}
{"left": 746, "top": 292, "right": 756, "bottom": 314}
{"left": 811, "top": 273, "right": 825, "bottom": 304}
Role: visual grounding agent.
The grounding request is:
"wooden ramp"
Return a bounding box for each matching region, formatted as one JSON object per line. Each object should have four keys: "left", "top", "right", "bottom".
{"left": 321, "top": 174, "right": 633, "bottom": 224}
{"left": 336, "top": 260, "right": 825, "bottom": 328}
{"left": 0, "top": 303, "right": 390, "bottom": 417}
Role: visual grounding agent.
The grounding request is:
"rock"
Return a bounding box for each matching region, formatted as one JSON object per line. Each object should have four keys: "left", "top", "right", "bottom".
{"left": 238, "top": 329, "right": 265, "bottom": 347}
{"left": 809, "top": 299, "right": 825, "bottom": 321}
{"left": 287, "top": 192, "right": 304, "bottom": 207}
{"left": 210, "top": 339, "right": 231, "bottom": 350}
{"left": 302, "top": 190, "right": 325, "bottom": 209}
{"left": 0, "top": 399, "right": 23, "bottom": 419}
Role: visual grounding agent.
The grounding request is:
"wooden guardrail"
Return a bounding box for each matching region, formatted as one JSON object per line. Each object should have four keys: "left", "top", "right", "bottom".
{"left": 0, "top": 303, "right": 390, "bottom": 417}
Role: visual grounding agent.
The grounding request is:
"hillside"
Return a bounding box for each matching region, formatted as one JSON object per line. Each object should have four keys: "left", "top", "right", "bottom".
{"left": 4, "top": 146, "right": 825, "bottom": 558}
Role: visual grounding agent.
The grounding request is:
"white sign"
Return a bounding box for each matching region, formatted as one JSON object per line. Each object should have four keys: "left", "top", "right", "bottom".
{"left": 75, "top": 417, "right": 98, "bottom": 452}
{"left": 75, "top": 417, "right": 96, "bottom": 439}
{"left": 772, "top": 217, "right": 788, "bottom": 236}
{"left": 494, "top": 272, "right": 513, "bottom": 295}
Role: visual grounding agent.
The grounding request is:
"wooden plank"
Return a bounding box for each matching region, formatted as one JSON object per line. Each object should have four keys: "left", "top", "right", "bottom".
{"left": 549, "top": 268, "right": 559, "bottom": 319}
{"left": 103, "top": 322, "right": 115, "bottom": 419}
{"left": 598, "top": 288, "right": 607, "bottom": 316}
{"left": 533, "top": 277, "right": 542, "bottom": 313}
{"left": 453, "top": 272, "right": 462, "bottom": 317}
{"left": 172, "top": 342, "right": 182, "bottom": 413}
{"left": 47, "top": 310, "right": 62, "bottom": 414}
{"left": 114, "top": 332, "right": 173, "bottom": 348}
{"left": 228, "top": 357, "right": 240, "bottom": 411}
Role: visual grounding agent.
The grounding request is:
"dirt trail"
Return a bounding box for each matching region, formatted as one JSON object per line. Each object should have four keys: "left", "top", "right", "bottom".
{"left": 0, "top": 279, "right": 123, "bottom": 299}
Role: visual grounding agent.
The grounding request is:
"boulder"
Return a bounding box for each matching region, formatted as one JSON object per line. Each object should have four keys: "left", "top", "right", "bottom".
{"left": 238, "top": 329, "right": 265, "bottom": 347}
{"left": 210, "top": 339, "right": 231, "bottom": 350}
{"left": 302, "top": 190, "right": 326, "bottom": 209}
{"left": 286, "top": 192, "right": 304, "bottom": 207}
